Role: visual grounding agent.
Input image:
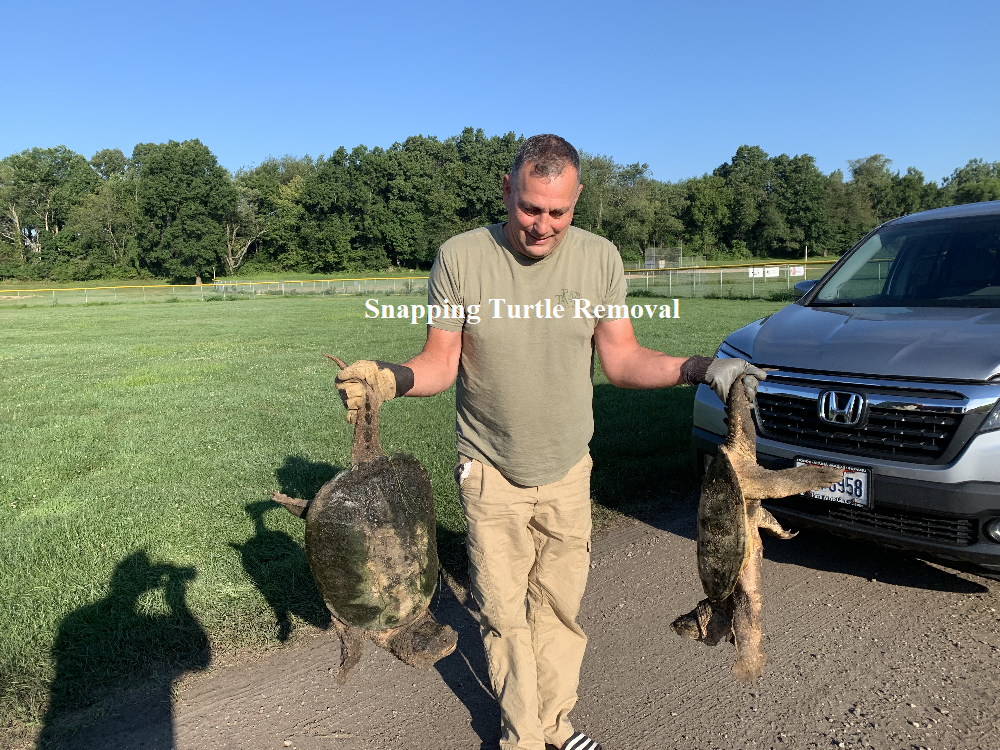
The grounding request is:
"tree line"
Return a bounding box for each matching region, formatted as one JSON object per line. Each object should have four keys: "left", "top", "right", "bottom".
{"left": 2, "top": 128, "right": 998, "bottom": 282}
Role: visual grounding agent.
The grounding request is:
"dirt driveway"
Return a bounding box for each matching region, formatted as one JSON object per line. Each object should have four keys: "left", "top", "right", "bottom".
{"left": 27, "top": 498, "right": 1000, "bottom": 750}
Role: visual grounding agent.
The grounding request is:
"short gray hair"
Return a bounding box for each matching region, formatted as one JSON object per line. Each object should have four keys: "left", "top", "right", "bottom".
{"left": 510, "top": 134, "right": 580, "bottom": 184}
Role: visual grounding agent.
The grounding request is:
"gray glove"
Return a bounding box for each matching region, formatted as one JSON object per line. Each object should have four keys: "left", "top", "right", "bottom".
{"left": 680, "top": 356, "right": 767, "bottom": 403}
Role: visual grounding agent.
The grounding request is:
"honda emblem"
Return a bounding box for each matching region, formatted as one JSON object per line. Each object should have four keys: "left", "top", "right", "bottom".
{"left": 818, "top": 391, "right": 865, "bottom": 426}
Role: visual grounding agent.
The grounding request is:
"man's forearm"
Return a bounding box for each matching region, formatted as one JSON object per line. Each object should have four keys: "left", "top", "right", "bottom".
{"left": 600, "top": 346, "right": 689, "bottom": 389}
{"left": 402, "top": 348, "right": 459, "bottom": 396}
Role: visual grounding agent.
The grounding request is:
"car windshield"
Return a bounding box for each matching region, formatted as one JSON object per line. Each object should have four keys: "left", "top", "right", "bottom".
{"left": 811, "top": 213, "right": 1000, "bottom": 307}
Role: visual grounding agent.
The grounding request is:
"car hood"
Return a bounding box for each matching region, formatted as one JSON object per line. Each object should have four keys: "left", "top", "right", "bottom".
{"left": 742, "top": 304, "right": 1000, "bottom": 381}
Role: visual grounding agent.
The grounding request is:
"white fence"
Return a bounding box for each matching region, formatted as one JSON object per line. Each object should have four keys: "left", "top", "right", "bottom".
{"left": 0, "top": 263, "right": 836, "bottom": 307}
{"left": 624, "top": 261, "right": 835, "bottom": 299}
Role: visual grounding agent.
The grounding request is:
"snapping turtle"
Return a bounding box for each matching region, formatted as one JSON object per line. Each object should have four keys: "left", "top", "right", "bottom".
{"left": 272, "top": 356, "right": 458, "bottom": 683}
{"left": 672, "top": 376, "right": 842, "bottom": 681}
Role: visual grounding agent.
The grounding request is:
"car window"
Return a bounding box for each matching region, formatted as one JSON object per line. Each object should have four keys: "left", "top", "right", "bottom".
{"left": 813, "top": 215, "right": 1000, "bottom": 307}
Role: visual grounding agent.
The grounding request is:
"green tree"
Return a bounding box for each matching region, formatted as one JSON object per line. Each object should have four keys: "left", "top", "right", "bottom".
{"left": 297, "top": 146, "right": 367, "bottom": 271}
{"left": 847, "top": 154, "right": 895, "bottom": 224}
{"left": 770, "top": 153, "right": 830, "bottom": 256}
{"left": 824, "top": 168, "right": 871, "bottom": 254}
{"left": 0, "top": 146, "right": 98, "bottom": 263}
{"left": 56, "top": 148, "right": 142, "bottom": 277}
{"left": 714, "top": 145, "right": 773, "bottom": 249}
{"left": 90, "top": 148, "right": 129, "bottom": 179}
{"left": 944, "top": 158, "right": 1000, "bottom": 189}
{"left": 954, "top": 179, "right": 1000, "bottom": 204}
{"left": 576, "top": 154, "right": 620, "bottom": 236}
{"left": 682, "top": 175, "right": 731, "bottom": 254}
{"left": 453, "top": 127, "right": 521, "bottom": 230}
{"left": 238, "top": 156, "right": 314, "bottom": 271}
{"left": 646, "top": 179, "right": 687, "bottom": 249}
{"left": 134, "top": 139, "right": 235, "bottom": 283}
{"left": 944, "top": 159, "right": 1000, "bottom": 205}
{"left": 890, "top": 167, "right": 947, "bottom": 216}
{"left": 223, "top": 178, "right": 266, "bottom": 275}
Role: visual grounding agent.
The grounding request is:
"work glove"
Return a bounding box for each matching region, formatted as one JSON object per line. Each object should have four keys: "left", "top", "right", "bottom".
{"left": 680, "top": 356, "right": 767, "bottom": 403}
{"left": 334, "top": 360, "right": 414, "bottom": 424}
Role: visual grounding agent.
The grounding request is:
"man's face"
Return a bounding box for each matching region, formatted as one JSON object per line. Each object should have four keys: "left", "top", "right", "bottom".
{"left": 502, "top": 164, "right": 583, "bottom": 260}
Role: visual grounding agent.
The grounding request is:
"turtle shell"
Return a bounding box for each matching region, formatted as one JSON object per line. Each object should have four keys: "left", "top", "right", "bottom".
{"left": 304, "top": 453, "right": 438, "bottom": 632}
{"left": 697, "top": 448, "right": 751, "bottom": 602}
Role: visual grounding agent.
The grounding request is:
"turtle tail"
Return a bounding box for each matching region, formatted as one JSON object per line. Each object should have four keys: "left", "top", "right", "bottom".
{"left": 333, "top": 620, "right": 366, "bottom": 685}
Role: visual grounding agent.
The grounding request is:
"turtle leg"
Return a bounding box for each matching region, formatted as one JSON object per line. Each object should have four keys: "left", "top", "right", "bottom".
{"left": 738, "top": 464, "right": 844, "bottom": 502}
{"left": 381, "top": 611, "right": 458, "bottom": 670}
{"left": 730, "top": 526, "right": 766, "bottom": 682}
{"left": 755, "top": 506, "right": 797, "bottom": 539}
{"left": 270, "top": 491, "right": 310, "bottom": 519}
{"left": 332, "top": 618, "right": 366, "bottom": 685}
{"left": 671, "top": 599, "right": 733, "bottom": 646}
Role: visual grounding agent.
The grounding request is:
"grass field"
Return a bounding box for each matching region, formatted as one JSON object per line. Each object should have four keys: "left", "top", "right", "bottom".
{"left": 0, "top": 293, "right": 786, "bottom": 732}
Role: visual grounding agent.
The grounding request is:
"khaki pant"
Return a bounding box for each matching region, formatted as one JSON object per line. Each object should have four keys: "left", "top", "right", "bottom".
{"left": 458, "top": 453, "right": 593, "bottom": 750}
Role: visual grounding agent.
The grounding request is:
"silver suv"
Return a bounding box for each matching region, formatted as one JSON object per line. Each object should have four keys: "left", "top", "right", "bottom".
{"left": 691, "top": 201, "right": 1000, "bottom": 571}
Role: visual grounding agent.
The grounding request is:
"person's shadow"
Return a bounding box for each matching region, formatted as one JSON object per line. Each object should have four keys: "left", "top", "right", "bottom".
{"left": 230, "top": 499, "right": 331, "bottom": 640}
{"left": 431, "top": 526, "right": 501, "bottom": 749}
{"left": 37, "top": 550, "right": 209, "bottom": 749}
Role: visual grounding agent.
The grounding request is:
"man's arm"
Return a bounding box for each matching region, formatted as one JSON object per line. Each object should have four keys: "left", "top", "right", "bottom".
{"left": 594, "top": 317, "right": 767, "bottom": 400}
{"left": 402, "top": 326, "right": 463, "bottom": 396}
{"left": 593, "top": 318, "right": 688, "bottom": 388}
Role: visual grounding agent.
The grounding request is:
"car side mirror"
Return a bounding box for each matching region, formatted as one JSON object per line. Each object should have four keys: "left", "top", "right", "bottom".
{"left": 793, "top": 279, "right": 817, "bottom": 299}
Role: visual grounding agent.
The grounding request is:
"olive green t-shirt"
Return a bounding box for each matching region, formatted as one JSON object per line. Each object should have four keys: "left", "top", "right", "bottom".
{"left": 427, "top": 223, "right": 626, "bottom": 486}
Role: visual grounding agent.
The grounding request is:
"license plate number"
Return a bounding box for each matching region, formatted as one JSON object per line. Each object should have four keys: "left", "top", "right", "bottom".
{"left": 793, "top": 458, "right": 871, "bottom": 508}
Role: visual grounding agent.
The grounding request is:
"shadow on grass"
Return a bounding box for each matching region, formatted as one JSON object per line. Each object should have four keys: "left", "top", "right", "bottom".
{"left": 274, "top": 454, "right": 344, "bottom": 499}
{"left": 231, "top": 454, "right": 348, "bottom": 640}
{"left": 590, "top": 382, "right": 700, "bottom": 515}
{"left": 230, "top": 500, "right": 332, "bottom": 641}
{"left": 37, "top": 550, "right": 209, "bottom": 749}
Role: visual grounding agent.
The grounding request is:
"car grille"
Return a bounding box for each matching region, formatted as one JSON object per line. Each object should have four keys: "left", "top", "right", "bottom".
{"left": 769, "top": 498, "right": 978, "bottom": 546}
{"left": 756, "top": 393, "right": 961, "bottom": 461}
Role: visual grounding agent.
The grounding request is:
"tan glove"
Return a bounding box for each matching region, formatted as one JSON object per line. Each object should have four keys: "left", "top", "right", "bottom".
{"left": 334, "top": 359, "right": 414, "bottom": 424}
{"left": 335, "top": 360, "right": 398, "bottom": 424}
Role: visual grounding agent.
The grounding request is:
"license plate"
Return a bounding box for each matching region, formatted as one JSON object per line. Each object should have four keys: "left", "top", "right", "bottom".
{"left": 793, "top": 458, "right": 871, "bottom": 508}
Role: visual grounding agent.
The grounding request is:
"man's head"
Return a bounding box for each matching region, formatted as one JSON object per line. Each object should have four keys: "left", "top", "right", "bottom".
{"left": 502, "top": 134, "right": 583, "bottom": 260}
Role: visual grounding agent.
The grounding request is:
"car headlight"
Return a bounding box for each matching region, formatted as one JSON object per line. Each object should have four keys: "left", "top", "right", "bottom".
{"left": 978, "top": 400, "right": 1000, "bottom": 434}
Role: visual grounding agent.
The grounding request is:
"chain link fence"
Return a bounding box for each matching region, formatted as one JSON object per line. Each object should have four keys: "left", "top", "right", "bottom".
{"left": 0, "top": 264, "right": 835, "bottom": 307}
{"left": 624, "top": 262, "right": 835, "bottom": 300}
{"left": 0, "top": 277, "right": 431, "bottom": 307}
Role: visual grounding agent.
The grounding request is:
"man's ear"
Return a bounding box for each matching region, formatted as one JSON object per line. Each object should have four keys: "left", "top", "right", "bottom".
{"left": 502, "top": 174, "right": 514, "bottom": 211}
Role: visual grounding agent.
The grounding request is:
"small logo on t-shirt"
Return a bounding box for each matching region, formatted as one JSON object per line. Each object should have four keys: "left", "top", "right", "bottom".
{"left": 556, "top": 288, "right": 581, "bottom": 306}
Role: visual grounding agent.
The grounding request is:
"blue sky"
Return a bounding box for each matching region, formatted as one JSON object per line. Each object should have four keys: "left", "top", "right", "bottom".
{"left": 4, "top": 1, "right": 997, "bottom": 184}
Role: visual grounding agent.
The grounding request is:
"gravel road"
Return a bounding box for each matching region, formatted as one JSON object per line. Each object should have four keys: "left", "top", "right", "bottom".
{"left": 27, "top": 497, "right": 1000, "bottom": 750}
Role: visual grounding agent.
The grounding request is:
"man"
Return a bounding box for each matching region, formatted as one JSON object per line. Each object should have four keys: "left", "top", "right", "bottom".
{"left": 336, "top": 135, "right": 762, "bottom": 750}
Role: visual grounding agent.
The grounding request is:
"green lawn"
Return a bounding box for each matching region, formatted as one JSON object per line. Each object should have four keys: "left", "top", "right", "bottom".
{"left": 0, "top": 294, "right": 785, "bottom": 731}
